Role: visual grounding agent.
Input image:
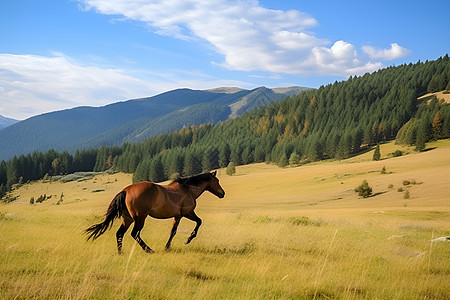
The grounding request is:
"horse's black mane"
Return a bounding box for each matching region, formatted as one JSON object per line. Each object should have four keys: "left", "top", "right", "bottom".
{"left": 173, "top": 172, "right": 213, "bottom": 187}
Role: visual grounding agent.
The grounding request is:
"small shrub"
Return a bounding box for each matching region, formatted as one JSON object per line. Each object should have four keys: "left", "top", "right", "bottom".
{"left": 35, "top": 194, "right": 47, "bottom": 203}
{"left": 397, "top": 187, "right": 404, "bottom": 192}
{"left": 30, "top": 197, "right": 35, "bottom": 204}
{"left": 381, "top": 166, "right": 387, "bottom": 174}
{"left": 392, "top": 150, "right": 403, "bottom": 157}
{"left": 56, "top": 192, "right": 64, "bottom": 205}
{"left": 404, "top": 190, "right": 410, "bottom": 199}
{"left": 403, "top": 180, "right": 411, "bottom": 186}
{"left": 354, "top": 180, "right": 373, "bottom": 198}
{"left": 253, "top": 215, "right": 272, "bottom": 224}
{"left": 1, "top": 195, "right": 17, "bottom": 203}
{"left": 226, "top": 162, "right": 236, "bottom": 176}
{"left": 388, "top": 184, "right": 394, "bottom": 189}
{"left": 288, "top": 216, "right": 324, "bottom": 226}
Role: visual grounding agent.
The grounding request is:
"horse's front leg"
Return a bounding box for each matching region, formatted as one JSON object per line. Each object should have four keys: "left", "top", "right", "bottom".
{"left": 165, "top": 216, "right": 181, "bottom": 250}
{"left": 185, "top": 211, "right": 202, "bottom": 245}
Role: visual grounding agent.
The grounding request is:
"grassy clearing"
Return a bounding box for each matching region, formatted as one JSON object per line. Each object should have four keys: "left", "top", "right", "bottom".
{"left": 1, "top": 140, "right": 449, "bottom": 299}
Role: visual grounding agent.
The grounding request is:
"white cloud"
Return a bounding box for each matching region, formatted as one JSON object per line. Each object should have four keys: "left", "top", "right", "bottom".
{"left": 0, "top": 53, "right": 249, "bottom": 120}
{"left": 362, "top": 43, "right": 411, "bottom": 60}
{"left": 80, "top": 0, "right": 408, "bottom": 76}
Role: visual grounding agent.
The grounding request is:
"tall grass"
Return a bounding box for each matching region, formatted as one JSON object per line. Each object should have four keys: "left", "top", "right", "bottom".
{"left": 1, "top": 140, "right": 449, "bottom": 299}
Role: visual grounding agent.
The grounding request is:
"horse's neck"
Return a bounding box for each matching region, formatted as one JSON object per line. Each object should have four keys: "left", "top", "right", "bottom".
{"left": 187, "top": 183, "right": 207, "bottom": 199}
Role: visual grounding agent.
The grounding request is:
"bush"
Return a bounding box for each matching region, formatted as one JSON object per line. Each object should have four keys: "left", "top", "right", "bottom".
{"left": 381, "top": 166, "right": 387, "bottom": 174}
{"left": 403, "top": 190, "right": 410, "bottom": 199}
{"left": 354, "top": 180, "right": 373, "bottom": 198}
{"left": 288, "top": 216, "right": 324, "bottom": 227}
{"left": 393, "top": 150, "right": 403, "bottom": 157}
{"left": 35, "top": 194, "right": 47, "bottom": 203}
{"left": 226, "top": 162, "right": 236, "bottom": 176}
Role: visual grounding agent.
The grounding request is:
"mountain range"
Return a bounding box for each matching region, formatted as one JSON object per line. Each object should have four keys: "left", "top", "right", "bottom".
{"left": 0, "top": 86, "right": 311, "bottom": 160}
{"left": 0, "top": 115, "right": 18, "bottom": 130}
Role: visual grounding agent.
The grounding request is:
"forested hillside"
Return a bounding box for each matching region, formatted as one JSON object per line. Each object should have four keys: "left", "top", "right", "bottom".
{"left": 0, "top": 86, "right": 307, "bottom": 160}
{"left": 1, "top": 55, "right": 450, "bottom": 199}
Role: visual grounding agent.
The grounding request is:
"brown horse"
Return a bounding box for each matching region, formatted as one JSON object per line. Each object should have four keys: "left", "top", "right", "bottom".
{"left": 85, "top": 171, "right": 225, "bottom": 254}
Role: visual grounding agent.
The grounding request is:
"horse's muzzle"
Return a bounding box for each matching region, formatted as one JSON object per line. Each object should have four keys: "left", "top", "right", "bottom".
{"left": 218, "top": 191, "right": 225, "bottom": 198}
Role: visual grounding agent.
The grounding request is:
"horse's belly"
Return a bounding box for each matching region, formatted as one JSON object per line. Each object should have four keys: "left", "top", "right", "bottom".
{"left": 149, "top": 209, "right": 177, "bottom": 219}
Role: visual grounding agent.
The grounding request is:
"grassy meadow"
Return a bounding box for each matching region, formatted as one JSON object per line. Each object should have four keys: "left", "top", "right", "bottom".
{"left": 1, "top": 140, "right": 450, "bottom": 299}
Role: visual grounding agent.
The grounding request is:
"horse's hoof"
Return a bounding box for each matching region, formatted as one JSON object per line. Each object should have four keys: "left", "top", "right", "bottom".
{"left": 145, "top": 248, "right": 155, "bottom": 254}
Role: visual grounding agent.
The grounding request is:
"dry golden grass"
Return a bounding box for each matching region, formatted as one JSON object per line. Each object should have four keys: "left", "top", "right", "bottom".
{"left": 418, "top": 91, "right": 450, "bottom": 103}
{"left": 1, "top": 139, "right": 449, "bottom": 299}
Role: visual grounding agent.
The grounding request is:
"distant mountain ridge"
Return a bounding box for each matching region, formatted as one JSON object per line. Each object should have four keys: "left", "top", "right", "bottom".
{"left": 0, "top": 86, "right": 312, "bottom": 160}
{"left": 0, "top": 115, "right": 18, "bottom": 130}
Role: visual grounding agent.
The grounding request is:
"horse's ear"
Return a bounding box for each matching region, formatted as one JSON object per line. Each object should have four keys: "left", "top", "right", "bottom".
{"left": 211, "top": 170, "right": 217, "bottom": 177}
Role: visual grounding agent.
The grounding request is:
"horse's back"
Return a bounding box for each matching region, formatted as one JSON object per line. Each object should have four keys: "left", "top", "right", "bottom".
{"left": 123, "top": 181, "right": 158, "bottom": 217}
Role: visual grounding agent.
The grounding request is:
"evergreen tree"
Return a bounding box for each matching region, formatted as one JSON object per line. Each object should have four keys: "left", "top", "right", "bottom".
{"left": 149, "top": 157, "right": 165, "bottom": 182}
{"left": 432, "top": 111, "right": 443, "bottom": 139}
{"left": 289, "top": 152, "right": 300, "bottom": 166}
{"left": 415, "top": 121, "right": 428, "bottom": 152}
{"left": 218, "top": 143, "right": 231, "bottom": 168}
{"left": 372, "top": 144, "right": 381, "bottom": 161}
{"left": 183, "top": 151, "right": 201, "bottom": 176}
{"left": 133, "top": 159, "right": 150, "bottom": 183}
{"left": 278, "top": 153, "right": 288, "bottom": 168}
{"left": 201, "top": 148, "right": 214, "bottom": 172}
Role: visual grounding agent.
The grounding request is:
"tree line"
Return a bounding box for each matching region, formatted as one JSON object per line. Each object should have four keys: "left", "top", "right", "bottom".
{"left": 1, "top": 55, "right": 450, "bottom": 199}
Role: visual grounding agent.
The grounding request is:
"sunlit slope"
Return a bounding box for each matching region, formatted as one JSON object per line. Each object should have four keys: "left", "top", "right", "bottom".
{"left": 7, "top": 139, "right": 450, "bottom": 215}
{"left": 1, "top": 139, "right": 449, "bottom": 299}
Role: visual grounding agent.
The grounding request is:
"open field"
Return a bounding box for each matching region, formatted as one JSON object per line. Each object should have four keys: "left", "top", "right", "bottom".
{"left": 1, "top": 140, "right": 450, "bottom": 299}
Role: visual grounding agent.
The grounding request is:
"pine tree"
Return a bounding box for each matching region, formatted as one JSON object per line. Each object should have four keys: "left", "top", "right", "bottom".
{"left": 148, "top": 157, "right": 165, "bottom": 182}
{"left": 278, "top": 153, "right": 288, "bottom": 168}
{"left": 415, "top": 127, "right": 427, "bottom": 152}
{"left": 289, "top": 152, "right": 300, "bottom": 166}
{"left": 427, "top": 74, "right": 442, "bottom": 93}
{"left": 415, "top": 117, "right": 431, "bottom": 151}
{"left": 372, "top": 144, "right": 381, "bottom": 161}
{"left": 218, "top": 143, "right": 231, "bottom": 168}
{"left": 202, "top": 148, "right": 213, "bottom": 172}
{"left": 432, "top": 111, "right": 443, "bottom": 139}
{"left": 183, "top": 151, "right": 201, "bottom": 176}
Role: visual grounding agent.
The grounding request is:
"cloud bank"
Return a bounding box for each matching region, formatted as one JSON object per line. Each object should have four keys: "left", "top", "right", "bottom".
{"left": 0, "top": 53, "right": 247, "bottom": 119}
{"left": 81, "top": 0, "right": 409, "bottom": 76}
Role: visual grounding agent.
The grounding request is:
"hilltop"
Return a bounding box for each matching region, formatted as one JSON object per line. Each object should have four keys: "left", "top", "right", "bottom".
{"left": 0, "top": 115, "right": 18, "bottom": 130}
{"left": 0, "top": 86, "right": 311, "bottom": 160}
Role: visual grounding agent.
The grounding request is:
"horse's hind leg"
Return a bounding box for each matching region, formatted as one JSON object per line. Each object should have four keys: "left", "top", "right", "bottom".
{"left": 165, "top": 217, "right": 181, "bottom": 250}
{"left": 116, "top": 214, "right": 133, "bottom": 255}
{"left": 131, "top": 216, "right": 154, "bottom": 253}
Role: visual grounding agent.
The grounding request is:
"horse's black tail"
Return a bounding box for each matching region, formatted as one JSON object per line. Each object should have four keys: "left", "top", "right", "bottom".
{"left": 85, "top": 190, "right": 126, "bottom": 241}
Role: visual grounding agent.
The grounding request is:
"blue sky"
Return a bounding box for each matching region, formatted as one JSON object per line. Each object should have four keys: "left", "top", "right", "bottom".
{"left": 1, "top": 0, "right": 448, "bottom": 120}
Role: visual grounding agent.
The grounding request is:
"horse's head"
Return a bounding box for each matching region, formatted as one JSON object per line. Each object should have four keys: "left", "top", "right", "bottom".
{"left": 207, "top": 171, "right": 225, "bottom": 198}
